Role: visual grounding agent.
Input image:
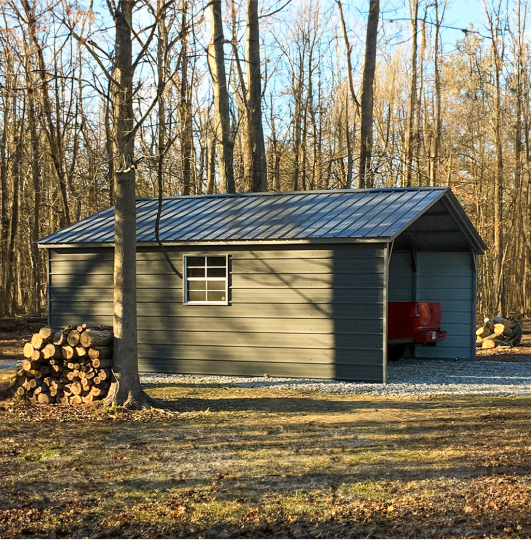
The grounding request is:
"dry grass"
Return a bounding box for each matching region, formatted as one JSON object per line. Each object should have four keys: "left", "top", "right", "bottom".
{"left": 0, "top": 382, "right": 530, "bottom": 538}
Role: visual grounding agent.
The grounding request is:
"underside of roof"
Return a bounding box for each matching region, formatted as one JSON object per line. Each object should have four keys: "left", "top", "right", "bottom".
{"left": 38, "top": 187, "right": 487, "bottom": 253}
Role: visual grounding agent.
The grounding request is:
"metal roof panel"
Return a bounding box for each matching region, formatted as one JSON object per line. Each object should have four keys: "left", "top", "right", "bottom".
{"left": 38, "top": 187, "right": 485, "bottom": 253}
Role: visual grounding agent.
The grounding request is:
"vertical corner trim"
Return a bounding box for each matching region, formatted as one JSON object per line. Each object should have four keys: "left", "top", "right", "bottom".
{"left": 382, "top": 243, "right": 389, "bottom": 384}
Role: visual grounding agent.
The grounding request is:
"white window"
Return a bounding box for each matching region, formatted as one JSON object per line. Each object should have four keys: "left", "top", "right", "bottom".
{"left": 184, "top": 255, "right": 228, "bottom": 304}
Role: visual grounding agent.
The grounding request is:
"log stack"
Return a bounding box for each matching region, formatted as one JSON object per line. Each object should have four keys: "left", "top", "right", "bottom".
{"left": 14, "top": 325, "right": 113, "bottom": 405}
{"left": 476, "top": 316, "right": 523, "bottom": 349}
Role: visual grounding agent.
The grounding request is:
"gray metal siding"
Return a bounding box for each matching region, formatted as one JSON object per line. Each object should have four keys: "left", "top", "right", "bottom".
{"left": 388, "top": 251, "right": 414, "bottom": 301}
{"left": 48, "top": 244, "right": 386, "bottom": 382}
{"left": 49, "top": 249, "right": 114, "bottom": 328}
{"left": 415, "top": 251, "right": 475, "bottom": 359}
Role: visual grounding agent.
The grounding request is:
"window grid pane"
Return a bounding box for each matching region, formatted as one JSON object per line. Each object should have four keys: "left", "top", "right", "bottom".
{"left": 186, "top": 255, "right": 227, "bottom": 304}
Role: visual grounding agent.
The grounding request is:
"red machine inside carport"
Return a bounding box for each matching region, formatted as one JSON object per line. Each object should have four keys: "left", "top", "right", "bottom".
{"left": 388, "top": 302, "right": 446, "bottom": 357}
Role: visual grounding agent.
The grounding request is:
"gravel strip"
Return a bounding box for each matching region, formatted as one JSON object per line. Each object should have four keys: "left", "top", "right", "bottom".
{"left": 140, "top": 359, "right": 531, "bottom": 396}
{"left": 0, "top": 360, "right": 19, "bottom": 371}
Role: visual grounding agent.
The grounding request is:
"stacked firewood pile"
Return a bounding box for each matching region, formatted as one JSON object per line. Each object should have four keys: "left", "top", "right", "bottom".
{"left": 476, "top": 316, "right": 523, "bottom": 349}
{"left": 14, "top": 324, "right": 113, "bottom": 404}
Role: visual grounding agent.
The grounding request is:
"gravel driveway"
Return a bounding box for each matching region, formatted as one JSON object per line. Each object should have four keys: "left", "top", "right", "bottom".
{"left": 1, "top": 357, "right": 529, "bottom": 397}
{"left": 141, "top": 359, "right": 531, "bottom": 397}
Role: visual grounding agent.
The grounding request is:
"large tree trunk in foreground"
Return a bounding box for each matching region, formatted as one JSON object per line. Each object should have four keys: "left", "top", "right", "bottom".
{"left": 105, "top": 0, "right": 148, "bottom": 408}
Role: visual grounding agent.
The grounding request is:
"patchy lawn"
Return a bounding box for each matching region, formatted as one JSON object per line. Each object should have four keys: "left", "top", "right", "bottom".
{"left": 0, "top": 383, "right": 530, "bottom": 538}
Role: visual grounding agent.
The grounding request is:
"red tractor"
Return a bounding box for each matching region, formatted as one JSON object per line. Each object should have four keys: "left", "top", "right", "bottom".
{"left": 387, "top": 302, "right": 447, "bottom": 361}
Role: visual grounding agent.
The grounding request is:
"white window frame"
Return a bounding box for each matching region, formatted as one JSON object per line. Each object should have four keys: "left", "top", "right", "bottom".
{"left": 183, "top": 254, "right": 229, "bottom": 305}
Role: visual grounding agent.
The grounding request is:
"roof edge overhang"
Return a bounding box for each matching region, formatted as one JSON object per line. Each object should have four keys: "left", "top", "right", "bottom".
{"left": 440, "top": 190, "right": 487, "bottom": 254}
{"left": 387, "top": 188, "right": 487, "bottom": 254}
{"left": 38, "top": 237, "right": 393, "bottom": 249}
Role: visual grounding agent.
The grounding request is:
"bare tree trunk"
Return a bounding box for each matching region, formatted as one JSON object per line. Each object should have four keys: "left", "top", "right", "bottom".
{"left": 5, "top": 116, "right": 23, "bottom": 315}
{"left": 105, "top": 80, "right": 115, "bottom": 206}
{"left": 206, "top": 132, "right": 216, "bottom": 194}
{"left": 483, "top": 1, "right": 504, "bottom": 314}
{"left": 430, "top": 0, "right": 446, "bottom": 186}
{"left": 292, "top": 69, "right": 302, "bottom": 191}
{"left": 404, "top": 0, "right": 419, "bottom": 187}
{"left": 106, "top": 0, "right": 145, "bottom": 408}
{"left": 344, "top": 96, "right": 353, "bottom": 188}
{"left": 0, "top": 65, "right": 10, "bottom": 316}
{"left": 20, "top": 0, "right": 71, "bottom": 225}
{"left": 270, "top": 94, "right": 281, "bottom": 191}
{"left": 26, "top": 50, "right": 41, "bottom": 314}
{"left": 180, "top": 1, "right": 193, "bottom": 195}
{"left": 335, "top": 0, "right": 360, "bottom": 187}
{"left": 247, "top": 0, "right": 267, "bottom": 191}
{"left": 359, "top": 0, "right": 379, "bottom": 189}
{"left": 208, "top": 0, "right": 235, "bottom": 193}
{"left": 156, "top": 0, "right": 168, "bottom": 199}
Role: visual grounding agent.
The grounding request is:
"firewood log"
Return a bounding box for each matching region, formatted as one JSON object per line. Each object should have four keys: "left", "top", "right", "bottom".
{"left": 91, "top": 358, "right": 112, "bottom": 369}
{"left": 69, "top": 382, "right": 82, "bottom": 395}
{"left": 493, "top": 323, "right": 507, "bottom": 335}
{"left": 66, "top": 330, "right": 81, "bottom": 347}
{"left": 79, "top": 329, "right": 113, "bottom": 348}
{"left": 493, "top": 316, "right": 511, "bottom": 328}
{"left": 482, "top": 339, "right": 497, "bottom": 349}
{"left": 82, "top": 392, "right": 93, "bottom": 404}
{"left": 38, "top": 327, "right": 54, "bottom": 342}
{"left": 62, "top": 346, "right": 75, "bottom": 360}
{"left": 31, "top": 349, "right": 44, "bottom": 362}
{"left": 22, "top": 359, "right": 40, "bottom": 371}
{"left": 96, "top": 368, "right": 112, "bottom": 381}
{"left": 38, "top": 393, "right": 54, "bottom": 405}
{"left": 42, "top": 343, "right": 62, "bottom": 360}
{"left": 476, "top": 327, "right": 491, "bottom": 339}
{"left": 23, "top": 343, "right": 35, "bottom": 358}
{"left": 70, "top": 395, "right": 82, "bottom": 404}
{"left": 40, "top": 365, "right": 50, "bottom": 376}
{"left": 30, "top": 333, "right": 45, "bottom": 350}
{"left": 53, "top": 331, "right": 65, "bottom": 346}
{"left": 75, "top": 346, "right": 86, "bottom": 358}
{"left": 90, "top": 386, "right": 104, "bottom": 397}
{"left": 88, "top": 347, "right": 112, "bottom": 359}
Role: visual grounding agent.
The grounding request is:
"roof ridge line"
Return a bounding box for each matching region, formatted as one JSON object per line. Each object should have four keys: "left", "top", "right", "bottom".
{"left": 135, "top": 186, "right": 449, "bottom": 201}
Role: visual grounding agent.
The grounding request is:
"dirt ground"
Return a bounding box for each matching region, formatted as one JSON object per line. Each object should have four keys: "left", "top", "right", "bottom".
{"left": 0, "top": 319, "right": 530, "bottom": 538}
{"left": 0, "top": 318, "right": 46, "bottom": 362}
{"left": 0, "top": 389, "right": 530, "bottom": 539}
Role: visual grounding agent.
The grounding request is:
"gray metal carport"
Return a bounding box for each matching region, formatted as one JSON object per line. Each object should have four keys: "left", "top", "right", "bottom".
{"left": 39, "top": 187, "right": 486, "bottom": 383}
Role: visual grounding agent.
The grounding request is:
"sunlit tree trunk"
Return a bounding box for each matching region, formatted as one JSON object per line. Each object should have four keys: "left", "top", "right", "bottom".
{"left": 359, "top": 0, "right": 379, "bottom": 189}
{"left": 208, "top": 0, "right": 235, "bottom": 193}
{"left": 404, "top": 0, "right": 419, "bottom": 187}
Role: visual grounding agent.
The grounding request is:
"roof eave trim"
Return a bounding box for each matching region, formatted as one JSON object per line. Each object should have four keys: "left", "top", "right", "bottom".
{"left": 441, "top": 191, "right": 488, "bottom": 254}
{"left": 38, "top": 237, "right": 393, "bottom": 249}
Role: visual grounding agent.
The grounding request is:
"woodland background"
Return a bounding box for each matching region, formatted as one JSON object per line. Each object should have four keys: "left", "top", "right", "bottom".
{"left": 0, "top": 0, "right": 528, "bottom": 320}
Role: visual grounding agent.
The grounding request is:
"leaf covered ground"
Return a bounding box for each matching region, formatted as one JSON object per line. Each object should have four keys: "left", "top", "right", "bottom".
{"left": 0, "top": 383, "right": 530, "bottom": 538}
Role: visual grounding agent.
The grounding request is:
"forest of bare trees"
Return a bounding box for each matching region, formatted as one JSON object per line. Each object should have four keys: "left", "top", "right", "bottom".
{"left": 0, "top": 0, "right": 530, "bottom": 321}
